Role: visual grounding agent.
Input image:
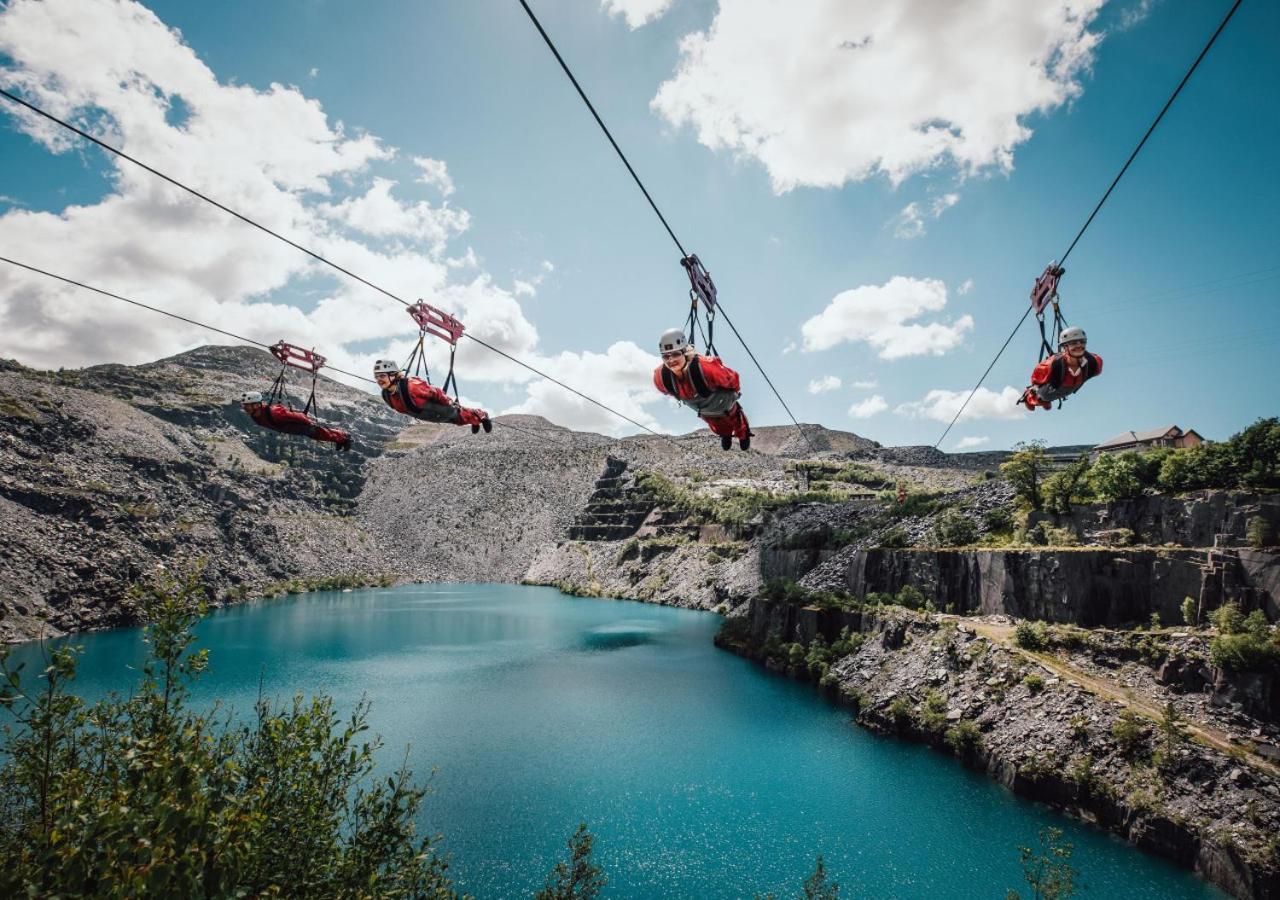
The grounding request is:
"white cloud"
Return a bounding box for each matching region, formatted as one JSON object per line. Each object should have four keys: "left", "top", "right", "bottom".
{"left": 1118, "top": 0, "right": 1159, "bottom": 31}
{"left": 800, "top": 276, "right": 973, "bottom": 359}
{"left": 308, "top": 67, "right": 319, "bottom": 78}
{"left": 892, "top": 193, "right": 959, "bottom": 239}
{"left": 807, "top": 375, "right": 841, "bottom": 394}
{"left": 896, "top": 386, "right": 1025, "bottom": 423}
{"left": 318, "top": 177, "right": 469, "bottom": 246}
{"left": 850, "top": 378, "right": 878, "bottom": 390}
{"left": 953, "top": 435, "right": 990, "bottom": 450}
{"left": 601, "top": 0, "right": 678, "bottom": 29}
{"left": 412, "top": 156, "right": 455, "bottom": 196}
{"left": 957, "top": 278, "right": 975, "bottom": 296}
{"left": 781, "top": 340, "right": 797, "bottom": 355}
{"left": 0, "top": 0, "right": 657, "bottom": 438}
{"left": 651, "top": 0, "right": 1105, "bottom": 192}
{"left": 848, "top": 395, "right": 887, "bottom": 419}
{"left": 500, "top": 341, "right": 666, "bottom": 435}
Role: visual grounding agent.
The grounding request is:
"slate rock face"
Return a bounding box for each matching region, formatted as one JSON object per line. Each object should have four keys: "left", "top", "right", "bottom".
{"left": 0, "top": 347, "right": 404, "bottom": 641}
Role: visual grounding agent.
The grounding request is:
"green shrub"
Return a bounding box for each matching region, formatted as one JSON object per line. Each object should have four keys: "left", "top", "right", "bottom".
{"left": 1210, "top": 611, "right": 1280, "bottom": 672}
{"left": 945, "top": 718, "right": 982, "bottom": 753}
{"left": 934, "top": 509, "right": 978, "bottom": 547}
{"left": 1111, "top": 711, "right": 1147, "bottom": 756}
{"left": 1089, "top": 452, "right": 1148, "bottom": 501}
{"left": 1022, "top": 673, "right": 1045, "bottom": 693}
{"left": 983, "top": 505, "right": 1015, "bottom": 532}
{"left": 894, "top": 585, "right": 928, "bottom": 611}
{"left": 1181, "top": 597, "right": 1198, "bottom": 627}
{"left": 1014, "top": 620, "right": 1050, "bottom": 651}
{"left": 830, "top": 626, "right": 864, "bottom": 657}
{"left": 0, "top": 572, "right": 456, "bottom": 898}
{"left": 888, "top": 695, "right": 913, "bottom": 724}
{"left": 918, "top": 690, "right": 949, "bottom": 733}
{"left": 1210, "top": 601, "right": 1245, "bottom": 634}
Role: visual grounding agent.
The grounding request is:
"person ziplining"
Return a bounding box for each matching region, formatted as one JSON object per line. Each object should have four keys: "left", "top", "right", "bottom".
{"left": 240, "top": 392, "right": 352, "bottom": 451}
{"left": 241, "top": 343, "right": 352, "bottom": 451}
{"left": 652, "top": 256, "right": 754, "bottom": 451}
{"left": 1019, "top": 265, "right": 1103, "bottom": 412}
{"left": 376, "top": 301, "right": 492, "bottom": 433}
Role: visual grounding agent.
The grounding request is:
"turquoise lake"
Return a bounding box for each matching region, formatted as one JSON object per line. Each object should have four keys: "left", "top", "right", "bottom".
{"left": 7, "top": 583, "right": 1222, "bottom": 898}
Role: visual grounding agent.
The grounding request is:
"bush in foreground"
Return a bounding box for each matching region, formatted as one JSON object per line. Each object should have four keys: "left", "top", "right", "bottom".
{"left": 0, "top": 570, "right": 455, "bottom": 898}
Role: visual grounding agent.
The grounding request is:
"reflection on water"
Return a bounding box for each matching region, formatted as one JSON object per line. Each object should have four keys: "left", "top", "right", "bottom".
{"left": 6, "top": 584, "right": 1223, "bottom": 900}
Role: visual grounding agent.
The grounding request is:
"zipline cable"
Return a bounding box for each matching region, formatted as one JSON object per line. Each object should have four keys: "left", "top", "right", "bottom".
{"left": 514, "top": 0, "right": 817, "bottom": 455}
{"left": 0, "top": 255, "right": 572, "bottom": 446}
{"left": 0, "top": 89, "right": 670, "bottom": 445}
{"left": 932, "top": 0, "right": 1244, "bottom": 449}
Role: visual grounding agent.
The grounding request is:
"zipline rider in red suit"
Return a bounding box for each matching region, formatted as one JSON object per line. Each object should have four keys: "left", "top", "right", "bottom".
{"left": 652, "top": 328, "right": 753, "bottom": 451}
{"left": 1021, "top": 326, "right": 1102, "bottom": 411}
{"left": 373, "top": 359, "right": 492, "bottom": 433}
{"left": 240, "top": 391, "right": 351, "bottom": 451}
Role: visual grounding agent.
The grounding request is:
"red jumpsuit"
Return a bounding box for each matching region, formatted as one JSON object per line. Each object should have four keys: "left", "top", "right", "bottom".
{"left": 248, "top": 404, "right": 351, "bottom": 449}
{"left": 381, "top": 376, "right": 487, "bottom": 427}
{"left": 652, "top": 355, "right": 751, "bottom": 440}
{"left": 1023, "top": 351, "right": 1103, "bottom": 410}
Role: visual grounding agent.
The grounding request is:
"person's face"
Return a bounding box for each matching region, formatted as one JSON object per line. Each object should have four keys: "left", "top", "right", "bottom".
{"left": 243, "top": 401, "right": 263, "bottom": 412}
{"left": 1062, "top": 339, "right": 1086, "bottom": 359}
{"left": 375, "top": 372, "right": 397, "bottom": 389}
{"left": 662, "top": 349, "right": 687, "bottom": 375}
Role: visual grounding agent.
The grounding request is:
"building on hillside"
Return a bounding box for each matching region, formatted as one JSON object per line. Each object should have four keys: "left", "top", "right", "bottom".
{"left": 1092, "top": 425, "right": 1205, "bottom": 456}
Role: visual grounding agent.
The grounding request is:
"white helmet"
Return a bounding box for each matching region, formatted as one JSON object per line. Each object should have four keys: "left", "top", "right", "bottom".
{"left": 373, "top": 359, "right": 401, "bottom": 376}
{"left": 240, "top": 391, "right": 264, "bottom": 404}
{"left": 658, "top": 328, "right": 689, "bottom": 355}
{"left": 1059, "top": 326, "right": 1087, "bottom": 347}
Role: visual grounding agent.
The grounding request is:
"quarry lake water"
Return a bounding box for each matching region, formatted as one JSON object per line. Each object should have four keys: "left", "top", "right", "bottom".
{"left": 10, "top": 583, "right": 1222, "bottom": 898}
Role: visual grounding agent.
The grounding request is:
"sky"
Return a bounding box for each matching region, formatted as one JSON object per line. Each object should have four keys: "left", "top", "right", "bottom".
{"left": 0, "top": 0, "right": 1276, "bottom": 449}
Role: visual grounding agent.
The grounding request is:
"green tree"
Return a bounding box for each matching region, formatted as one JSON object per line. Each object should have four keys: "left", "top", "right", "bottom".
{"left": 803, "top": 855, "right": 840, "bottom": 900}
{"left": 1088, "top": 452, "right": 1146, "bottom": 501}
{"left": 1181, "top": 597, "right": 1198, "bottom": 627}
{"left": 1006, "top": 827, "right": 1078, "bottom": 899}
{"left": 1001, "top": 441, "right": 1049, "bottom": 511}
{"left": 1210, "top": 601, "right": 1245, "bottom": 634}
{"left": 535, "top": 823, "right": 607, "bottom": 900}
{"left": 1247, "top": 516, "right": 1274, "bottom": 549}
{"left": 1158, "top": 702, "right": 1188, "bottom": 764}
{"left": 0, "top": 570, "right": 458, "bottom": 898}
{"left": 1041, "top": 454, "right": 1093, "bottom": 514}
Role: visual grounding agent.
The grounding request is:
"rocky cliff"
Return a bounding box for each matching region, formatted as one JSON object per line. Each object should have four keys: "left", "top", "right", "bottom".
{"left": 0, "top": 349, "right": 407, "bottom": 640}
{"left": 721, "top": 599, "right": 1280, "bottom": 899}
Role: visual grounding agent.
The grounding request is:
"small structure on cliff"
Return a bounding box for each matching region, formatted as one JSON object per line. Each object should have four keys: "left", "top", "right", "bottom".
{"left": 1093, "top": 424, "right": 1205, "bottom": 456}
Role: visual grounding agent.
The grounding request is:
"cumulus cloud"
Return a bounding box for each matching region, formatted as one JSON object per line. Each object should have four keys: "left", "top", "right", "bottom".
{"left": 800, "top": 276, "right": 973, "bottom": 359}
{"left": 848, "top": 395, "right": 887, "bottom": 419}
{"left": 651, "top": 0, "right": 1105, "bottom": 192}
{"left": 0, "top": 0, "right": 651, "bottom": 436}
{"left": 412, "top": 156, "right": 455, "bottom": 196}
{"left": 892, "top": 193, "right": 959, "bottom": 239}
{"left": 807, "top": 375, "right": 841, "bottom": 394}
{"left": 957, "top": 278, "right": 975, "bottom": 296}
{"left": 500, "top": 341, "right": 666, "bottom": 435}
{"left": 953, "top": 435, "right": 990, "bottom": 450}
{"left": 601, "top": 0, "right": 678, "bottom": 29}
{"left": 850, "top": 378, "right": 878, "bottom": 390}
{"left": 896, "top": 386, "right": 1025, "bottom": 423}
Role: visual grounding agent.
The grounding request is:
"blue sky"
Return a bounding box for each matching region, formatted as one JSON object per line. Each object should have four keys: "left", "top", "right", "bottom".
{"left": 0, "top": 0, "right": 1276, "bottom": 448}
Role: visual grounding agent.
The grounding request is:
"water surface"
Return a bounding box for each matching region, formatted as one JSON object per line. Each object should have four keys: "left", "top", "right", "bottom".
{"left": 9, "top": 584, "right": 1222, "bottom": 898}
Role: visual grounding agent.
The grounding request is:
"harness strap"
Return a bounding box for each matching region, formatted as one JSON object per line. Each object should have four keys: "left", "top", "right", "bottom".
{"left": 660, "top": 357, "right": 712, "bottom": 398}
{"left": 395, "top": 377, "right": 423, "bottom": 415}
